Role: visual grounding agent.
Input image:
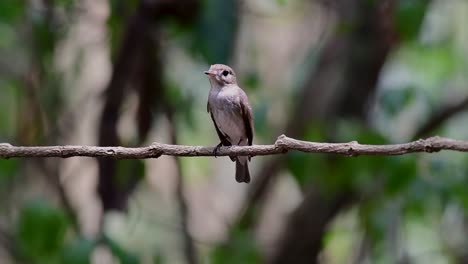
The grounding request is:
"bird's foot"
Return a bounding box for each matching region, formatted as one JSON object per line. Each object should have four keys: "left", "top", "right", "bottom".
{"left": 213, "top": 142, "right": 223, "bottom": 158}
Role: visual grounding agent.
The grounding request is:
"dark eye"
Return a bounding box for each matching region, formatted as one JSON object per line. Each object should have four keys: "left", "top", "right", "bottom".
{"left": 222, "top": 70, "right": 229, "bottom": 76}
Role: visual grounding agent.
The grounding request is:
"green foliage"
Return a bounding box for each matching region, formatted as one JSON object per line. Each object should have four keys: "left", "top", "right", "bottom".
{"left": 275, "top": 0, "right": 288, "bottom": 6}
{"left": 394, "top": 0, "right": 429, "bottom": 41}
{"left": 167, "top": 2, "right": 240, "bottom": 62}
{"left": 0, "top": 159, "right": 18, "bottom": 181}
{"left": 210, "top": 229, "right": 262, "bottom": 264}
{"left": 0, "top": 0, "right": 25, "bottom": 23}
{"left": 14, "top": 199, "right": 141, "bottom": 264}
{"left": 166, "top": 82, "right": 196, "bottom": 129}
{"left": 116, "top": 160, "right": 146, "bottom": 189}
{"left": 61, "top": 238, "right": 95, "bottom": 264}
{"left": 104, "top": 235, "right": 140, "bottom": 264}
{"left": 107, "top": 0, "right": 137, "bottom": 58}
{"left": 379, "top": 88, "right": 417, "bottom": 116}
{"left": 0, "top": 22, "right": 16, "bottom": 48}
{"left": 0, "top": 159, "right": 19, "bottom": 211}
{"left": 41, "top": 72, "right": 66, "bottom": 127}
{"left": 286, "top": 125, "right": 327, "bottom": 188}
{"left": 287, "top": 122, "right": 392, "bottom": 193}
{"left": 243, "top": 71, "right": 260, "bottom": 91}
{"left": 383, "top": 156, "right": 418, "bottom": 195}
{"left": 400, "top": 42, "right": 459, "bottom": 88}
{"left": 0, "top": 79, "right": 21, "bottom": 139}
{"left": 191, "top": 0, "right": 237, "bottom": 63}
{"left": 16, "top": 199, "right": 70, "bottom": 261}
{"left": 252, "top": 101, "right": 269, "bottom": 139}
{"left": 55, "top": 0, "right": 75, "bottom": 9}
{"left": 153, "top": 253, "right": 165, "bottom": 264}
{"left": 287, "top": 152, "right": 327, "bottom": 188}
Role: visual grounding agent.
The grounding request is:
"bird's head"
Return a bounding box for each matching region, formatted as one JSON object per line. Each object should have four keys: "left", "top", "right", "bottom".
{"left": 204, "top": 64, "right": 237, "bottom": 86}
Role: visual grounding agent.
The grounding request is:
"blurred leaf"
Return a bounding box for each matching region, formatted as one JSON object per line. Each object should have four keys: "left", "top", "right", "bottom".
{"left": 394, "top": 0, "right": 429, "bottom": 41}
{"left": 252, "top": 102, "right": 268, "bottom": 138}
{"left": 104, "top": 235, "right": 140, "bottom": 264}
{"left": 107, "top": 0, "right": 137, "bottom": 58}
{"left": 334, "top": 120, "right": 387, "bottom": 144}
{"left": 288, "top": 121, "right": 391, "bottom": 195}
{"left": 211, "top": 229, "right": 262, "bottom": 264}
{"left": 61, "top": 238, "right": 95, "bottom": 264}
{"left": 287, "top": 152, "right": 327, "bottom": 188}
{"left": 41, "top": 72, "right": 65, "bottom": 125}
{"left": 452, "top": 179, "right": 468, "bottom": 211}
{"left": 0, "top": 159, "right": 18, "bottom": 182}
{"left": 325, "top": 122, "right": 390, "bottom": 193}
{"left": 0, "top": 0, "right": 25, "bottom": 23}
{"left": 286, "top": 124, "right": 386, "bottom": 192}
{"left": 166, "top": 82, "right": 195, "bottom": 128}
{"left": 166, "top": 82, "right": 184, "bottom": 106}
{"left": 286, "top": 125, "right": 327, "bottom": 188}
{"left": 153, "top": 254, "right": 165, "bottom": 264}
{"left": 116, "top": 160, "right": 145, "bottom": 189}
{"left": 17, "top": 199, "right": 69, "bottom": 260}
{"left": 243, "top": 72, "right": 260, "bottom": 91}
{"left": 379, "top": 88, "right": 416, "bottom": 116}
{"left": 401, "top": 177, "right": 431, "bottom": 217}
{"left": 192, "top": 0, "right": 237, "bottom": 63}
{"left": 0, "top": 79, "right": 20, "bottom": 139}
{"left": 32, "top": 16, "right": 57, "bottom": 63}
{"left": 359, "top": 199, "right": 392, "bottom": 244}
{"left": 0, "top": 23, "right": 15, "bottom": 48}
{"left": 384, "top": 156, "right": 418, "bottom": 195}
{"left": 276, "top": 0, "right": 287, "bottom": 6}
{"left": 400, "top": 43, "right": 459, "bottom": 88}
{"left": 55, "top": 0, "right": 75, "bottom": 8}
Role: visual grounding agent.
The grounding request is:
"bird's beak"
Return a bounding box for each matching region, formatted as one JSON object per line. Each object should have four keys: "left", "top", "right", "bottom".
{"left": 204, "top": 70, "right": 214, "bottom": 76}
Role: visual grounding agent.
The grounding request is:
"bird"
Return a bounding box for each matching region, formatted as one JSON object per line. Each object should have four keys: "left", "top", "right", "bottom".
{"left": 204, "top": 64, "right": 254, "bottom": 183}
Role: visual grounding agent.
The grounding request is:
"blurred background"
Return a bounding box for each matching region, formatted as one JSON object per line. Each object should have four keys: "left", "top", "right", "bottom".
{"left": 0, "top": 0, "right": 468, "bottom": 263}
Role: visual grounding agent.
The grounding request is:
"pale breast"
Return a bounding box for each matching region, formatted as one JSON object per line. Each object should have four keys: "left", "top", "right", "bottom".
{"left": 209, "top": 87, "right": 247, "bottom": 145}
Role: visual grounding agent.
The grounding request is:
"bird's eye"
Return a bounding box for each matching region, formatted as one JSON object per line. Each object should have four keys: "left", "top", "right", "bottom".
{"left": 222, "top": 70, "right": 229, "bottom": 76}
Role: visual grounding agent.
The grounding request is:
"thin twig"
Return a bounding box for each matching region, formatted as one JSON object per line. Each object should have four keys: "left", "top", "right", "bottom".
{"left": 0, "top": 135, "right": 467, "bottom": 159}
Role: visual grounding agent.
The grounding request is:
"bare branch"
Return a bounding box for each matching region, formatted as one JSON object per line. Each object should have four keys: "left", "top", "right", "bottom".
{"left": 0, "top": 135, "right": 467, "bottom": 159}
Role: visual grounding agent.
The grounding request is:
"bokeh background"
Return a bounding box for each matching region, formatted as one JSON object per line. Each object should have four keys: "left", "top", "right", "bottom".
{"left": 1, "top": 0, "right": 468, "bottom": 263}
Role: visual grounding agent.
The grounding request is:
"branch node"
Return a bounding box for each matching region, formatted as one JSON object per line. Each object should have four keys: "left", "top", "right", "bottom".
{"left": 275, "top": 134, "right": 289, "bottom": 153}
{"left": 347, "top": 141, "right": 359, "bottom": 157}
{"left": 61, "top": 147, "right": 75, "bottom": 158}
{"left": 423, "top": 137, "right": 442, "bottom": 153}
{"left": 149, "top": 143, "right": 163, "bottom": 158}
{"left": 0, "top": 143, "right": 13, "bottom": 148}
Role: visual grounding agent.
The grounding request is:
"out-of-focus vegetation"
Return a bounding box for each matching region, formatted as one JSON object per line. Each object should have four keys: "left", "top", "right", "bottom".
{"left": 1, "top": 0, "right": 468, "bottom": 263}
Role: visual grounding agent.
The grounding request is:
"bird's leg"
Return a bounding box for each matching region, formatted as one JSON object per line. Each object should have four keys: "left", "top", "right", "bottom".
{"left": 213, "top": 142, "right": 223, "bottom": 158}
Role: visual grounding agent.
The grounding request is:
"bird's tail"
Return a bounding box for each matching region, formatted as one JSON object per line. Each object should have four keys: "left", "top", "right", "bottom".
{"left": 235, "top": 158, "right": 250, "bottom": 183}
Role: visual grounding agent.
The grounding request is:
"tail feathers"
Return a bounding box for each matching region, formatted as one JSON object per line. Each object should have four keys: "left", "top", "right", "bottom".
{"left": 235, "top": 160, "right": 250, "bottom": 183}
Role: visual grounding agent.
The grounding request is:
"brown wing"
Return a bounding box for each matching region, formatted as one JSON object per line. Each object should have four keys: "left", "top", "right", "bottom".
{"left": 207, "top": 102, "right": 231, "bottom": 146}
{"left": 239, "top": 93, "right": 254, "bottom": 146}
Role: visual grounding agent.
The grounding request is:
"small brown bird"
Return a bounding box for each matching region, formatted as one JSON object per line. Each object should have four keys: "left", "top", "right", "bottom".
{"left": 204, "top": 64, "right": 254, "bottom": 183}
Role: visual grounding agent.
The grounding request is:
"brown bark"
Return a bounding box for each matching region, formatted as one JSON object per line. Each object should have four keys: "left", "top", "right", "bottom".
{"left": 97, "top": 0, "right": 199, "bottom": 211}
{"left": 0, "top": 135, "right": 466, "bottom": 158}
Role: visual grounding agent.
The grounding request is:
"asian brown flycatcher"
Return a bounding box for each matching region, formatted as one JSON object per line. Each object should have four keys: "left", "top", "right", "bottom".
{"left": 204, "top": 64, "right": 254, "bottom": 183}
